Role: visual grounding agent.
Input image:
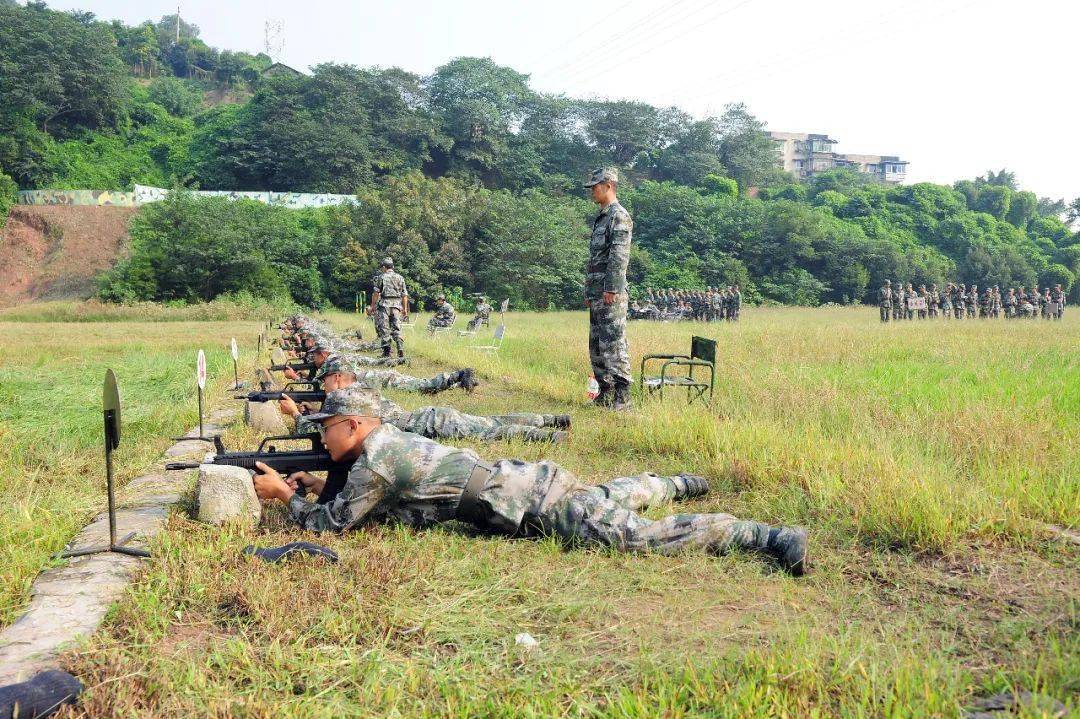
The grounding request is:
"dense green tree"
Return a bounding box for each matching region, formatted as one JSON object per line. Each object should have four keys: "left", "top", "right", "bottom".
{"left": 716, "top": 103, "right": 783, "bottom": 189}
{"left": 0, "top": 2, "right": 129, "bottom": 183}
{"left": 147, "top": 77, "right": 202, "bottom": 117}
{"left": 425, "top": 57, "right": 535, "bottom": 185}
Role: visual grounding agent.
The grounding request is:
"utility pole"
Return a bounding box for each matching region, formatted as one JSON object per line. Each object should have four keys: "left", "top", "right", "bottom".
{"left": 176, "top": 4, "right": 181, "bottom": 43}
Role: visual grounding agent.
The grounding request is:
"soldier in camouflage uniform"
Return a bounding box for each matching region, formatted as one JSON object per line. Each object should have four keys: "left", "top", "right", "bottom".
{"left": 954, "top": 284, "right": 966, "bottom": 319}
{"left": 916, "top": 285, "right": 928, "bottom": 320}
{"left": 283, "top": 319, "right": 479, "bottom": 394}
{"left": 283, "top": 357, "right": 569, "bottom": 446}
{"left": 1051, "top": 284, "right": 1065, "bottom": 320}
{"left": 369, "top": 257, "right": 409, "bottom": 358}
{"left": 928, "top": 283, "right": 940, "bottom": 318}
{"left": 252, "top": 386, "right": 810, "bottom": 575}
{"left": 966, "top": 284, "right": 978, "bottom": 318}
{"left": 427, "top": 294, "right": 457, "bottom": 332}
{"left": 467, "top": 296, "right": 493, "bottom": 331}
{"left": 584, "top": 168, "right": 633, "bottom": 411}
{"left": 878, "top": 280, "right": 892, "bottom": 322}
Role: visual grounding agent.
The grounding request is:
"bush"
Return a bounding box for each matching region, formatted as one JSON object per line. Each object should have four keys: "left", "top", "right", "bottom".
{"left": 0, "top": 170, "right": 15, "bottom": 230}
{"left": 147, "top": 77, "right": 203, "bottom": 117}
{"left": 99, "top": 188, "right": 330, "bottom": 306}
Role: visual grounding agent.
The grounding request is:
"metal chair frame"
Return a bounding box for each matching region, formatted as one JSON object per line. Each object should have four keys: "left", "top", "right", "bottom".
{"left": 639, "top": 335, "right": 716, "bottom": 404}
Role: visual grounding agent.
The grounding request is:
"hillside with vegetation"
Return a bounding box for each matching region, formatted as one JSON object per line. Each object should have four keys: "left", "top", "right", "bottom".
{"left": 1, "top": 1, "right": 1077, "bottom": 309}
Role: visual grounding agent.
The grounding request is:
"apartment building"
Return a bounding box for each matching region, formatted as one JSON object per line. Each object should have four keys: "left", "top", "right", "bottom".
{"left": 769, "top": 131, "right": 908, "bottom": 184}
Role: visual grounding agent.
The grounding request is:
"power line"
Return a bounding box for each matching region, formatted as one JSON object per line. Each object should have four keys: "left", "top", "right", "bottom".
{"left": 519, "top": 0, "right": 654, "bottom": 71}
{"left": 532, "top": 0, "right": 701, "bottom": 82}
{"left": 660, "top": 1, "right": 923, "bottom": 104}
{"left": 675, "top": 0, "right": 983, "bottom": 114}
{"left": 554, "top": 0, "right": 759, "bottom": 92}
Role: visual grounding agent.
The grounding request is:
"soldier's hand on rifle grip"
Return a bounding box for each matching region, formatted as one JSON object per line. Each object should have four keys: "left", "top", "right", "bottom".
{"left": 278, "top": 395, "right": 300, "bottom": 418}
{"left": 282, "top": 367, "right": 300, "bottom": 381}
{"left": 288, "top": 471, "right": 325, "bottom": 497}
{"left": 253, "top": 461, "right": 293, "bottom": 502}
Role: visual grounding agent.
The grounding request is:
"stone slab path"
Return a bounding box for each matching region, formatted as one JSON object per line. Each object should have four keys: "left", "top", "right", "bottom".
{"left": 0, "top": 407, "right": 239, "bottom": 685}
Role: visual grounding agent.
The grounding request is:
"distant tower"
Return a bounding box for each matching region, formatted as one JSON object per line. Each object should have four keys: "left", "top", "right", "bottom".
{"left": 264, "top": 19, "right": 285, "bottom": 62}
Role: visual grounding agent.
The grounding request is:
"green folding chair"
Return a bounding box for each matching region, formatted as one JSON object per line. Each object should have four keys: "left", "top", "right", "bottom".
{"left": 639, "top": 335, "right": 716, "bottom": 404}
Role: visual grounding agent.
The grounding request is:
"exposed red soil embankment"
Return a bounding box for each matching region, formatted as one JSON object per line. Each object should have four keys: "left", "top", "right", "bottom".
{"left": 0, "top": 205, "right": 135, "bottom": 306}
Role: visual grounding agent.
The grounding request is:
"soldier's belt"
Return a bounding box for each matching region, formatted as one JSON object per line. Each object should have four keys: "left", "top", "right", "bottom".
{"left": 457, "top": 460, "right": 496, "bottom": 524}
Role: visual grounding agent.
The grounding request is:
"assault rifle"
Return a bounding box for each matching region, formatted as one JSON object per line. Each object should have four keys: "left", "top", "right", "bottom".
{"left": 166, "top": 434, "right": 346, "bottom": 476}
{"left": 166, "top": 434, "right": 351, "bottom": 504}
{"left": 237, "top": 388, "right": 326, "bottom": 404}
{"left": 269, "top": 360, "right": 316, "bottom": 373}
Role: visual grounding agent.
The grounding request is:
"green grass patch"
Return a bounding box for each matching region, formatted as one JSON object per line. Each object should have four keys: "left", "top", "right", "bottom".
{"left": 2, "top": 306, "right": 1075, "bottom": 715}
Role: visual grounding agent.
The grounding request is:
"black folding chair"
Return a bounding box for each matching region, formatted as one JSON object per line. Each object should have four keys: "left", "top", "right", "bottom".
{"left": 639, "top": 335, "right": 716, "bottom": 404}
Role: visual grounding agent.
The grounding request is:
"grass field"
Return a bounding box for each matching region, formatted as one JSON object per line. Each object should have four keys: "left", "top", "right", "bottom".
{"left": 3, "top": 305, "right": 1077, "bottom": 717}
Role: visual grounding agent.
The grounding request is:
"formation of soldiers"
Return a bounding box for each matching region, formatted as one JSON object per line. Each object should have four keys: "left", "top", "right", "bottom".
{"left": 877, "top": 281, "right": 1068, "bottom": 322}
{"left": 247, "top": 310, "right": 808, "bottom": 575}
{"left": 630, "top": 286, "right": 743, "bottom": 322}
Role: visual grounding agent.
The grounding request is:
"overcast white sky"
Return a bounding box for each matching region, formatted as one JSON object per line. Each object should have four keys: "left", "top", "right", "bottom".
{"left": 42, "top": 0, "right": 1079, "bottom": 201}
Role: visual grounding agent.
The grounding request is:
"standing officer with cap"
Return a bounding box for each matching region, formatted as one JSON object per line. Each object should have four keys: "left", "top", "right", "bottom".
{"left": 368, "top": 257, "right": 409, "bottom": 358}
{"left": 584, "top": 167, "right": 633, "bottom": 411}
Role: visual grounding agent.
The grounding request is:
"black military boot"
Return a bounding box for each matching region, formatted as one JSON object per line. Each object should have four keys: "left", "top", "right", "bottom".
{"left": 453, "top": 368, "right": 480, "bottom": 393}
{"left": 766, "top": 526, "right": 809, "bottom": 576}
{"left": 548, "top": 414, "right": 572, "bottom": 429}
{"left": 381, "top": 345, "right": 392, "bottom": 358}
{"left": 611, "top": 382, "right": 633, "bottom": 412}
{"left": 672, "top": 473, "right": 710, "bottom": 499}
{"left": 592, "top": 380, "right": 613, "bottom": 408}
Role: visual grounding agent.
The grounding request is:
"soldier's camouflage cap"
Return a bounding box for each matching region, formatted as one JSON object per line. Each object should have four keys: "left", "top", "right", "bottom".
{"left": 583, "top": 167, "right": 619, "bottom": 187}
{"left": 314, "top": 354, "right": 353, "bottom": 381}
{"left": 305, "top": 386, "right": 382, "bottom": 422}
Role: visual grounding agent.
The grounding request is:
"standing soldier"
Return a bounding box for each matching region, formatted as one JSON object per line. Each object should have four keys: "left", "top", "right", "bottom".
{"left": 584, "top": 167, "right": 633, "bottom": 411}
{"left": 1041, "top": 288, "right": 1052, "bottom": 319}
{"left": 954, "top": 284, "right": 966, "bottom": 319}
{"left": 991, "top": 286, "right": 1002, "bottom": 319}
{"left": 1051, "top": 284, "right": 1065, "bottom": 319}
{"left": 916, "top": 285, "right": 928, "bottom": 320}
{"left": 981, "top": 286, "right": 992, "bottom": 318}
{"left": 878, "top": 280, "right": 892, "bottom": 322}
{"left": 966, "top": 284, "right": 978, "bottom": 319}
{"left": 941, "top": 284, "right": 953, "bottom": 320}
{"left": 1005, "top": 288, "right": 1017, "bottom": 318}
{"left": 1029, "top": 286, "right": 1042, "bottom": 319}
{"left": 369, "top": 257, "right": 409, "bottom": 358}
{"left": 928, "top": 283, "right": 939, "bottom": 319}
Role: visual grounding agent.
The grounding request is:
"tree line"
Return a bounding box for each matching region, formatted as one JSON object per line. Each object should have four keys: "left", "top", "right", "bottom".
{"left": 2, "top": 1, "right": 1078, "bottom": 308}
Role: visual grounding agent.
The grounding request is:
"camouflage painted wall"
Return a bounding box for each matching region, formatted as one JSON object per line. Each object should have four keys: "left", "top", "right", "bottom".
{"left": 17, "top": 190, "right": 137, "bottom": 206}
{"left": 17, "top": 187, "right": 357, "bottom": 209}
